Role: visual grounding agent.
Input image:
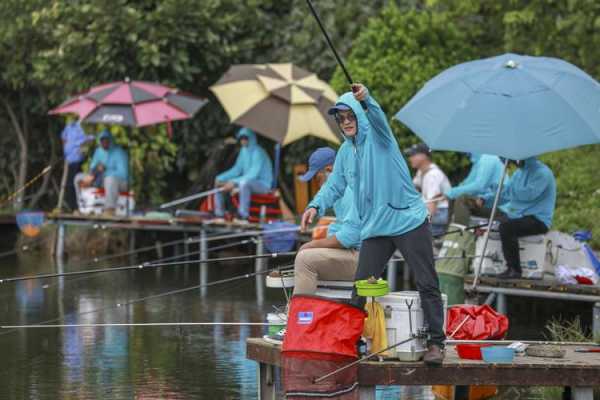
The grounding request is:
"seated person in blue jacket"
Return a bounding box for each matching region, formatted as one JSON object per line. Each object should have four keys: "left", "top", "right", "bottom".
{"left": 74, "top": 130, "right": 129, "bottom": 215}
{"left": 214, "top": 128, "right": 273, "bottom": 220}
{"left": 480, "top": 157, "right": 556, "bottom": 279}
{"left": 301, "top": 84, "right": 445, "bottom": 365}
{"left": 444, "top": 153, "right": 504, "bottom": 219}
{"left": 266, "top": 147, "right": 361, "bottom": 344}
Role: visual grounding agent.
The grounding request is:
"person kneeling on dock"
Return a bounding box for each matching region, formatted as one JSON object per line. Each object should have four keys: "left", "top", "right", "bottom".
{"left": 74, "top": 130, "right": 128, "bottom": 216}
{"left": 265, "top": 147, "right": 361, "bottom": 344}
{"left": 213, "top": 128, "right": 273, "bottom": 221}
{"left": 480, "top": 157, "right": 556, "bottom": 279}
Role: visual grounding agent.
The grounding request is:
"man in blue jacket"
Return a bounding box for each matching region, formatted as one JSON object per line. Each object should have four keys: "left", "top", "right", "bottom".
{"left": 214, "top": 128, "right": 273, "bottom": 220}
{"left": 481, "top": 157, "right": 556, "bottom": 279}
{"left": 444, "top": 153, "right": 504, "bottom": 218}
{"left": 266, "top": 147, "right": 361, "bottom": 344}
{"left": 302, "top": 85, "right": 445, "bottom": 365}
{"left": 74, "top": 130, "right": 129, "bottom": 215}
{"left": 295, "top": 147, "right": 361, "bottom": 294}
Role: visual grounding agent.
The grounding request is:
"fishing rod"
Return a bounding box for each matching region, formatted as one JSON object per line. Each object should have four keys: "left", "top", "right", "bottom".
{"left": 305, "top": 0, "right": 367, "bottom": 110}
{"left": 1, "top": 263, "right": 294, "bottom": 331}
{"left": 0, "top": 158, "right": 62, "bottom": 208}
{"left": 0, "top": 251, "right": 296, "bottom": 283}
{"left": 159, "top": 187, "right": 227, "bottom": 209}
{"left": 1, "top": 322, "right": 278, "bottom": 329}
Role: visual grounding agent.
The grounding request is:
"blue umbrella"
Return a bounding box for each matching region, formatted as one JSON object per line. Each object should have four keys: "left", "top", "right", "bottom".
{"left": 395, "top": 53, "right": 600, "bottom": 160}
{"left": 395, "top": 53, "right": 600, "bottom": 288}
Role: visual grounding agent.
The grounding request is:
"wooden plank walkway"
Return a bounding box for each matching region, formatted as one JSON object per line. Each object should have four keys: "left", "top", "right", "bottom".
{"left": 466, "top": 275, "right": 600, "bottom": 297}
{"left": 247, "top": 338, "right": 600, "bottom": 399}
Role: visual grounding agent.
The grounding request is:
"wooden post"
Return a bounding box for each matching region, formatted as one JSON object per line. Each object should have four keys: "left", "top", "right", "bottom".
{"left": 572, "top": 387, "right": 593, "bottom": 400}
{"left": 496, "top": 292, "right": 507, "bottom": 315}
{"left": 593, "top": 302, "right": 600, "bottom": 343}
{"left": 55, "top": 222, "right": 65, "bottom": 264}
{"left": 257, "top": 362, "right": 276, "bottom": 400}
{"left": 200, "top": 229, "right": 208, "bottom": 297}
{"left": 255, "top": 236, "right": 265, "bottom": 305}
{"left": 293, "top": 164, "right": 309, "bottom": 215}
{"left": 358, "top": 386, "right": 376, "bottom": 400}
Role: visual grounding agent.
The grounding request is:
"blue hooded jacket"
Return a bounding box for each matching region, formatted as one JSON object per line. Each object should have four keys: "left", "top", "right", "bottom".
{"left": 216, "top": 128, "right": 273, "bottom": 188}
{"left": 445, "top": 154, "right": 504, "bottom": 208}
{"left": 309, "top": 90, "right": 428, "bottom": 241}
{"left": 90, "top": 130, "right": 129, "bottom": 181}
{"left": 484, "top": 158, "right": 556, "bottom": 228}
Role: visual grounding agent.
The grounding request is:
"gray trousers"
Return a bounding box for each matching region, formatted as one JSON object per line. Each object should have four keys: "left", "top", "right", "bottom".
{"left": 353, "top": 220, "right": 446, "bottom": 346}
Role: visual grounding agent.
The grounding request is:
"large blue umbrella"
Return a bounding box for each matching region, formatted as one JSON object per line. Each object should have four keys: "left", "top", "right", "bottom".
{"left": 395, "top": 53, "right": 600, "bottom": 160}
{"left": 395, "top": 53, "right": 600, "bottom": 288}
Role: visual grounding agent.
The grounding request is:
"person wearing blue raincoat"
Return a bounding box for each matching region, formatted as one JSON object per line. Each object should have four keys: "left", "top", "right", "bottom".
{"left": 481, "top": 157, "right": 556, "bottom": 279}
{"left": 444, "top": 153, "right": 504, "bottom": 217}
{"left": 214, "top": 128, "right": 273, "bottom": 220}
{"left": 265, "top": 147, "right": 361, "bottom": 344}
{"left": 74, "top": 130, "right": 129, "bottom": 214}
{"left": 301, "top": 85, "right": 445, "bottom": 365}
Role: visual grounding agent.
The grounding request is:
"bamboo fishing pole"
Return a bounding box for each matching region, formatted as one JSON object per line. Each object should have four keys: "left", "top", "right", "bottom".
{"left": 0, "top": 162, "right": 58, "bottom": 208}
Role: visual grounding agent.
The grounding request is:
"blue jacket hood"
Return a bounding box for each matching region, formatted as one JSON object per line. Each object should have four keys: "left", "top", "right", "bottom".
{"left": 334, "top": 92, "right": 368, "bottom": 146}
{"left": 216, "top": 128, "right": 273, "bottom": 187}
{"left": 236, "top": 128, "right": 258, "bottom": 147}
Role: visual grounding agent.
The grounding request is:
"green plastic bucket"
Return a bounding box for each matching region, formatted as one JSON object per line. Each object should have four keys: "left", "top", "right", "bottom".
{"left": 438, "top": 272, "right": 464, "bottom": 306}
{"left": 355, "top": 279, "right": 389, "bottom": 297}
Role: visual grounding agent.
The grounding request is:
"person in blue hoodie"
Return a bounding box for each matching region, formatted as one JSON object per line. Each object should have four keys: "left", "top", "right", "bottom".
{"left": 214, "top": 128, "right": 273, "bottom": 220}
{"left": 74, "top": 130, "right": 128, "bottom": 215}
{"left": 481, "top": 157, "right": 556, "bottom": 279}
{"left": 265, "top": 147, "right": 361, "bottom": 344}
{"left": 444, "top": 153, "right": 504, "bottom": 218}
{"left": 301, "top": 84, "right": 445, "bottom": 365}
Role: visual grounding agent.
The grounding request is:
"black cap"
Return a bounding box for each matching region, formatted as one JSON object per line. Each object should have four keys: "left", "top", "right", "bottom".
{"left": 404, "top": 143, "right": 431, "bottom": 157}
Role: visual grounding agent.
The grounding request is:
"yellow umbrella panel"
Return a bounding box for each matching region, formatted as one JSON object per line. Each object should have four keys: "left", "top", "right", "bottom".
{"left": 210, "top": 63, "right": 341, "bottom": 146}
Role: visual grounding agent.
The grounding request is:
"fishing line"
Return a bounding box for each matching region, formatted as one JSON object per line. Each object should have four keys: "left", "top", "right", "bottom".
{"left": 0, "top": 158, "right": 62, "bottom": 208}
{"left": 1, "top": 263, "right": 294, "bottom": 332}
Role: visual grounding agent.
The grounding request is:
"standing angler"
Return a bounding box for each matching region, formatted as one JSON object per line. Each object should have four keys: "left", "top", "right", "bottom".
{"left": 302, "top": 84, "right": 446, "bottom": 365}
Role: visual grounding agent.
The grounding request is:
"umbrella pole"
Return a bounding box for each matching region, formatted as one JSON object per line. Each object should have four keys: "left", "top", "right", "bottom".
{"left": 272, "top": 143, "right": 281, "bottom": 190}
{"left": 471, "top": 158, "right": 509, "bottom": 290}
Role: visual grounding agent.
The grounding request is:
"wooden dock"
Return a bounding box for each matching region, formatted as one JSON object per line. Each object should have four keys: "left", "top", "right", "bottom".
{"left": 246, "top": 338, "right": 600, "bottom": 399}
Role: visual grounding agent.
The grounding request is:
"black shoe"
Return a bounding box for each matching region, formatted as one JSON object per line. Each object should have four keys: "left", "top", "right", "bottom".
{"left": 497, "top": 269, "right": 521, "bottom": 279}
{"left": 423, "top": 344, "right": 444, "bottom": 366}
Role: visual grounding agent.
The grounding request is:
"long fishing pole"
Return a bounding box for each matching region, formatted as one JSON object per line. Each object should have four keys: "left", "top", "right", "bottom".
{"left": 0, "top": 251, "right": 296, "bottom": 283}
{"left": 0, "top": 158, "right": 62, "bottom": 208}
{"left": 1, "top": 263, "right": 294, "bottom": 331}
{"left": 2, "top": 322, "right": 277, "bottom": 329}
{"left": 305, "top": 0, "right": 367, "bottom": 110}
{"left": 159, "top": 187, "right": 226, "bottom": 209}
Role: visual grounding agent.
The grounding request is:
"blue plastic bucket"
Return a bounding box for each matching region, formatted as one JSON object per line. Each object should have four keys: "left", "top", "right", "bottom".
{"left": 481, "top": 346, "right": 515, "bottom": 364}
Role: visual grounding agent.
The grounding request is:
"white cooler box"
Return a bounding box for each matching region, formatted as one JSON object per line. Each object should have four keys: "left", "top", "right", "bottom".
{"left": 472, "top": 232, "right": 548, "bottom": 279}
{"left": 79, "top": 187, "right": 135, "bottom": 217}
{"left": 377, "top": 291, "right": 448, "bottom": 361}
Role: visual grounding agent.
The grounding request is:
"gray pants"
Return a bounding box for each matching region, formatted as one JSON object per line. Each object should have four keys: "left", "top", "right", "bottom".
{"left": 74, "top": 173, "right": 127, "bottom": 210}
{"left": 353, "top": 220, "right": 446, "bottom": 346}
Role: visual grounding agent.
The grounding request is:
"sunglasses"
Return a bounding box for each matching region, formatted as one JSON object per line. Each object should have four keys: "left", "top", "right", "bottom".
{"left": 335, "top": 112, "right": 356, "bottom": 125}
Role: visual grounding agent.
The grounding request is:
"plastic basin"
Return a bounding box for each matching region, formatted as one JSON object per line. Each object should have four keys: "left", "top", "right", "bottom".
{"left": 481, "top": 346, "right": 515, "bottom": 364}
{"left": 456, "top": 344, "right": 492, "bottom": 360}
{"left": 355, "top": 279, "right": 389, "bottom": 297}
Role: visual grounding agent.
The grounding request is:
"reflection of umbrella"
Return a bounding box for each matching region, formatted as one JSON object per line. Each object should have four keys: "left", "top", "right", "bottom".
{"left": 395, "top": 53, "right": 600, "bottom": 288}
{"left": 210, "top": 63, "right": 340, "bottom": 146}
{"left": 49, "top": 79, "right": 208, "bottom": 129}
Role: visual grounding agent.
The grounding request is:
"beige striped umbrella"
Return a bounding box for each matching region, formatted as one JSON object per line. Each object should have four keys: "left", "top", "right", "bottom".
{"left": 210, "top": 63, "right": 340, "bottom": 146}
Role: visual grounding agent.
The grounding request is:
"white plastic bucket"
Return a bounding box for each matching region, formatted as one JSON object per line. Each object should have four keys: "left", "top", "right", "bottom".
{"left": 377, "top": 291, "right": 448, "bottom": 361}
{"left": 266, "top": 312, "right": 286, "bottom": 336}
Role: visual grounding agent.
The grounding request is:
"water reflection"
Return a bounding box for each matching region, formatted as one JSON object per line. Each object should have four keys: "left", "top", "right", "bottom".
{"left": 0, "top": 253, "right": 436, "bottom": 400}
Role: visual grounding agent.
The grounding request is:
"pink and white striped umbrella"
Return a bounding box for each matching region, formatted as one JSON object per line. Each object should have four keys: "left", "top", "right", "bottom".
{"left": 49, "top": 79, "right": 208, "bottom": 130}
